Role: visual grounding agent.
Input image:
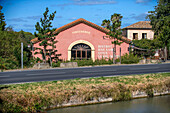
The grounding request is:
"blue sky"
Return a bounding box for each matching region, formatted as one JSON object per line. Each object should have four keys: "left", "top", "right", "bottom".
{"left": 1, "top": 0, "right": 157, "bottom": 33}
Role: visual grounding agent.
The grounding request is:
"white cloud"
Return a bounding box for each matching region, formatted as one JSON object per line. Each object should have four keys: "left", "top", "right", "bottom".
{"left": 131, "top": 13, "right": 148, "bottom": 20}
{"left": 68, "top": 17, "right": 77, "bottom": 20}
{"left": 7, "top": 18, "right": 28, "bottom": 22}
{"left": 57, "top": 0, "right": 117, "bottom": 6}
{"left": 136, "top": 0, "right": 152, "bottom": 4}
{"left": 26, "top": 15, "right": 42, "bottom": 20}
{"left": 23, "top": 24, "right": 35, "bottom": 27}
{"left": 74, "top": 1, "right": 116, "bottom": 5}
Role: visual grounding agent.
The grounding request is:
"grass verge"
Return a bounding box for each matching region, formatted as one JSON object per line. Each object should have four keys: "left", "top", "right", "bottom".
{"left": 0, "top": 73, "right": 170, "bottom": 113}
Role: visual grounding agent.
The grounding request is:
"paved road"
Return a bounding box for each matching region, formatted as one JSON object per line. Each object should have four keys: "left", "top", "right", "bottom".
{"left": 0, "top": 63, "right": 170, "bottom": 84}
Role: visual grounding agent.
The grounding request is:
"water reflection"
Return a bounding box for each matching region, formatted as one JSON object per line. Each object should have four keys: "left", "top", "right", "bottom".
{"left": 47, "top": 95, "right": 170, "bottom": 113}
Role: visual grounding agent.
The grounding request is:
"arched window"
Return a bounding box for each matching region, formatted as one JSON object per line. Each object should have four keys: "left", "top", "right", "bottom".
{"left": 71, "top": 43, "right": 91, "bottom": 60}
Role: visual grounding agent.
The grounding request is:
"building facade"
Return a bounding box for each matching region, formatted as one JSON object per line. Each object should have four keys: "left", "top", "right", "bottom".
{"left": 31, "top": 18, "right": 130, "bottom": 61}
{"left": 123, "top": 21, "right": 154, "bottom": 40}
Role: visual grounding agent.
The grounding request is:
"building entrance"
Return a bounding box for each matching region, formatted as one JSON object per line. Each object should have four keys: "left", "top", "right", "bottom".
{"left": 71, "top": 43, "right": 91, "bottom": 60}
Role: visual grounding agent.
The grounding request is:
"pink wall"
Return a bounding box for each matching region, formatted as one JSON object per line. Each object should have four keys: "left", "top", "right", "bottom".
{"left": 33, "top": 23, "right": 129, "bottom": 61}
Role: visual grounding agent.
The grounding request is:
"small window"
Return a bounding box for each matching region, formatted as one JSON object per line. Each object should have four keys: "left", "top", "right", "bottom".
{"left": 142, "top": 33, "right": 147, "bottom": 39}
{"left": 133, "top": 33, "right": 138, "bottom": 40}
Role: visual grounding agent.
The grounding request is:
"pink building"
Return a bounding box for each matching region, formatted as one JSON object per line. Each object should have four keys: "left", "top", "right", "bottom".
{"left": 31, "top": 18, "right": 130, "bottom": 61}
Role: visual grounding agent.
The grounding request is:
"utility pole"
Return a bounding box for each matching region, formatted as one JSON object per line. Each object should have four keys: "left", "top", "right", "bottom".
{"left": 21, "top": 42, "right": 23, "bottom": 69}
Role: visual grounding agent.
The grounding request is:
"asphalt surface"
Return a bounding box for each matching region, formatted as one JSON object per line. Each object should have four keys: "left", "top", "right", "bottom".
{"left": 0, "top": 63, "right": 170, "bottom": 84}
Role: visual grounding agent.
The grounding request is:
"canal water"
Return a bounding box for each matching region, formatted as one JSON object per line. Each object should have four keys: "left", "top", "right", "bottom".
{"left": 47, "top": 95, "right": 170, "bottom": 113}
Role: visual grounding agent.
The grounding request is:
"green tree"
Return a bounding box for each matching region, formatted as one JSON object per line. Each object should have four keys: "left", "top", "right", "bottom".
{"left": 34, "top": 7, "right": 58, "bottom": 63}
{"left": 147, "top": 0, "right": 170, "bottom": 60}
{"left": 47, "top": 39, "right": 61, "bottom": 66}
{"left": 0, "top": 31, "right": 20, "bottom": 58}
{"left": 13, "top": 43, "right": 32, "bottom": 67}
{"left": 14, "top": 30, "right": 33, "bottom": 67}
{"left": 132, "top": 39, "right": 162, "bottom": 58}
{"left": 0, "top": 6, "right": 34, "bottom": 69}
{"left": 5, "top": 26, "right": 14, "bottom": 32}
{"left": 0, "top": 30, "right": 33, "bottom": 68}
{"left": 19, "top": 30, "right": 35, "bottom": 44}
{"left": 19, "top": 30, "right": 26, "bottom": 45}
{"left": 101, "top": 13, "right": 123, "bottom": 63}
{"left": 0, "top": 5, "right": 6, "bottom": 31}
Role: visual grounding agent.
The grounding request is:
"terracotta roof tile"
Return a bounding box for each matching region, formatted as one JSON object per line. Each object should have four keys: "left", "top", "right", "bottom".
{"left": 53, "top": 18, "right": 110, "bottom": 34}
{"left": 124, "top": 21, "right": 152, "bottom": 29}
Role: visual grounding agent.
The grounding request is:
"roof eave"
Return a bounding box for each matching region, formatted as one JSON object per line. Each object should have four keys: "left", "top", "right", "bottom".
{"left": 53, "top": 18, "right": 109, "bottom": 35}
{"left": 124, "top": 28, "right": 152, "bottom": 30}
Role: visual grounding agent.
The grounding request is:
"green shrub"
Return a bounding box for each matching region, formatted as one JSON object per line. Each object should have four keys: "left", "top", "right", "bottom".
{"left": 52, "top": 58, "right": 114, "bottom": 67}
{"left": 94, "top": 58, "right": 112, "bottom": 65}
{"left": 52, "top": 54, "right": 140, "bottom": 67}
{"left": 52, "top": 61, "right": 60, "bottom": 67}
{"left": 0, "top": 56, "right": 35, "bottom": 70}
{"left": 146, "top": 84, "right": 154, "bottom": 97}
{"left": 116, "top": 53, "right": 141, "bottom": 64}
{"left": 2, "top": 58, "right": 18, "bottom": 70}
{"left": 35, "top": 57, "right": 43, "bottom": 63}
{"left": 75, "top": 59, "right": 94, "bottom": 66}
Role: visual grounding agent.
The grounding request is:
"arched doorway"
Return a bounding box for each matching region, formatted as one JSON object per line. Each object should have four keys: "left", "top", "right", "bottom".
{"left": 71, "top": 43, "right": 91, "bottom": 60}
{"left": 68, "top": 40, "right": 95, "bottom": 61}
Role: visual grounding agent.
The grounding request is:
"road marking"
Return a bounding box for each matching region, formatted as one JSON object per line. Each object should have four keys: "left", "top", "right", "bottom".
{"left": 0, "top": 75, "right": 10, "bottom": 78}
{"left": 83, "top": 70, "right": 117, "bottom": 73}
{"left": 26, "top": 72, "right": 66, "bottom": 76}
{"left": 80, "top": 74, "right": 125, "bottom": 80}
{"left": 129, "top": 67, "right": 160, "bottom": 70}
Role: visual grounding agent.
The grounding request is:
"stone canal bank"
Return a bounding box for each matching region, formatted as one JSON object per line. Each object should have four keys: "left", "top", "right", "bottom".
{"left": 0, "top": 73, "right": 169, "bottom": 113}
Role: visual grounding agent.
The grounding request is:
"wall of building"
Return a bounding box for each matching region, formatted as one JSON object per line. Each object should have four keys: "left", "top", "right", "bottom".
{"left": 33, "top": 23, "right": 129, "bottom": 61}
{"left": 127, "top": 29, "right": 154, "bottom": 40}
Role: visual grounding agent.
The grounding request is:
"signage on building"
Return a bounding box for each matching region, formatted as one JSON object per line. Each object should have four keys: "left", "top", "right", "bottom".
{"left": 72, "top": 30, "right": 90, "bottom": 34}
{"left": 98, "top": 45, "right": 113, "bottom": 58}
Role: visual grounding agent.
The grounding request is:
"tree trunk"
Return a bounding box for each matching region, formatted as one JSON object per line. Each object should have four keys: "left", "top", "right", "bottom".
{"left": 120, "top": 48, "right": 121, "bottom": 64}
{"left": 164, "top": 46, "right": 167, "bottom": 61}
{"left": 49, "top": 51, "right": 52, "bottom": 67}
{"left": 113, "top": 42, "right": 116, "bottom": 64}
{"left": 44, "top": 48, "right": 46, "bottom": 63}
{"left": 113, "top": 48, "right": 115, "bottom": 64}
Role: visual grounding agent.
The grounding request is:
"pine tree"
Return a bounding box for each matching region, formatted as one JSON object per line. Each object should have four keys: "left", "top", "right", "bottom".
{"left": 34, "top": 7, "right": 59, "bottom": 64}
{"left": 0, "top": 6, "right": 6, "bottom": 31}
{"left": 101, "top": 13, "right": 123, "bottom": 63}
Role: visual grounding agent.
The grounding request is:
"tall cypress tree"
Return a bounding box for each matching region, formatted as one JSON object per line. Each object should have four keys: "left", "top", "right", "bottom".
{"left": 34, "top": 7, "right": 59, "bottom": 64}
{"left": 0, "top": 5, "right": 6, "bottom": 31}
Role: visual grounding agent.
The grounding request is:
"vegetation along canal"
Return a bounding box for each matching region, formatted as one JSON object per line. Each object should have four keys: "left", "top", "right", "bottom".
{"left": 47, "top": 95, "right": 170, "bottom": 113}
